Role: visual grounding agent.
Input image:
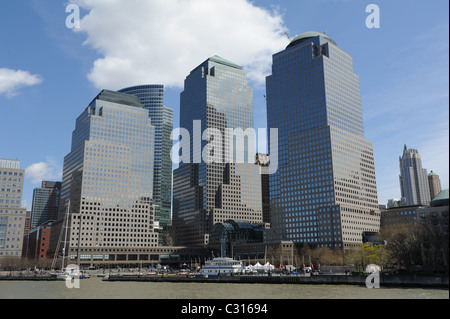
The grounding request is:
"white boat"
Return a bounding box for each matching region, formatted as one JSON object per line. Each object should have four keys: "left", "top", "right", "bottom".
{"left": 201, "top": 257, "right": 243, "bottom": 277}
{"left": 55, "top": 265, "right": 83, "bottom": 281}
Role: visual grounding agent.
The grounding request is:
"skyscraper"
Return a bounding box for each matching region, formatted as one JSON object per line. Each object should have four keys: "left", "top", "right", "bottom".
{"left": 118, "top": 85, "right": 174, "bottom": 235}
{"left": 428, "top": 171, "right": 442, "bottom": 200}
{"left": 30, "top": 181, "right": 61, "bottom": 228}
{"left": 59, "top": 90, "right": 158, "bottom": 265}
{"left": 0, "top": 159, "right": 27, "bottom": 258}
{"left": 172, "top": 56, "right": 263, "bottom": 247}
{"left": 399, "top": 145, "right": 431, "bottom": 206}
{"left": 266, "top": 32, "right": 380, "bottom": 249}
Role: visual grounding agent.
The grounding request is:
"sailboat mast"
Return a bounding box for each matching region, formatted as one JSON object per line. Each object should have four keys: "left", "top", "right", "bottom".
{"left": 61, "top": 201, "right": 70, "bottom": 270}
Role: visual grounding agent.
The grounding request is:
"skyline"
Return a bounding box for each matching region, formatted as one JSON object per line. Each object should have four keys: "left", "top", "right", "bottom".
{"left": 0, "top": 0, "right": 448, "bottom": 211}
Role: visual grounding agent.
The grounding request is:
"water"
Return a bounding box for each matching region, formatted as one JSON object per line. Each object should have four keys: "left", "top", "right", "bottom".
{"left": 0, "top": 277, "right": 448, "bottom": 299}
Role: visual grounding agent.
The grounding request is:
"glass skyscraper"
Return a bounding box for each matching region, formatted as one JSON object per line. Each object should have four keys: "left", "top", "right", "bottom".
{"left": 118, "top": 85, "right": 174, "bottom": 237}
{"left": 173, "top": 56, "right": 263, "bottom": 248}
{"left": 399, "top": 145, "right": 431, "bottom": 206}
{"left": 266, "top": 32, "right": 380, "bottom": 249}
{"left": 60, "top": 90, "right": 158, "bottom": 264}
{"left": 30, "top": 181, "right": 61, "bottom": 228}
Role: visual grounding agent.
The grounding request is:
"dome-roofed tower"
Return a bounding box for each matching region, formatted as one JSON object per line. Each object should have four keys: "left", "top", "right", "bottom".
{"left": 286, "top": 31, "right": 337, "bottom": 49}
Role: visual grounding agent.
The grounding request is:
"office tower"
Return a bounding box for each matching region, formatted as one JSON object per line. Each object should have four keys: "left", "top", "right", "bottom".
{"left": 214, "top": 163, "right": 263, "bottom": 225}
{"left": 173, "top": 56, "right": 262, "bottom": 247}
{"left": 60, "top": 90, "right": 158, "bottom": 264}
{"left": 256, "top": 153, "right": 270, "bottom": 224}
{"left": 266, "top": 32, "right": 380, "bottom": 249}
{"left": 428, "top": 171, "right": 442, "bottom": 200}
{"left": 30, "top": 181, "right": 61, "bottom": 228}
{"left": 118, "top": 85, "right": 174, "bottom": 235}
{"left": 399, "top": 145, "right": 431, "bottom": 206}
{"left": 31, "top": 188, "right": 50, "bottom": 228}
{"left": 0, "top": 159, "right": 26, "bottom": 257}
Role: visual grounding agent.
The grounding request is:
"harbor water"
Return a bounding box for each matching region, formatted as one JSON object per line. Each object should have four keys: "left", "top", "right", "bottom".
{"left": 0, "top": 276, "right": 448, "bottom": 299}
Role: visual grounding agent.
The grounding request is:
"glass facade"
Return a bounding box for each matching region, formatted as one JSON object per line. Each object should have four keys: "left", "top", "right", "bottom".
{"left": 173, "top": 56, "right": 263, "bottom": 247}
{"left": 210, "top": 220, "right": 264, "bottom": 257}
{"left": 266, "top": 32, "right": 380, "bottom": 249}
{"left": 30, "top": 181, "right": 61, "bottom": 228}
{"left": 118, "top": 85, "right": 174, "bottom": 237}
{"left": 31, "top": 188, "right": 51, "bottom": 228}
{"left": 60, "top": 90, "right": 158, "bottom": 260}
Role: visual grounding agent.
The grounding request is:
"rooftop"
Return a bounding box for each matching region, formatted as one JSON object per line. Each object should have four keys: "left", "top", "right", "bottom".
{"left": 0, "top": 159, "right": 20, "bottom": 169}
{"left": 428, "top": 170, "right": 439, "bottom": 176}
{"left": 431, "top": 189, "right": 449, "bottom": 207}
{"left": 91, "top": 89, "right": 144, "bottom": 108}
{"left": 208, "top": 55, "right": 242, "bottom": 70}
{"left": 286, "top": 31, "right": 336, "bottom": 49}
{"left": 434, "top": 189, "right": 449, "bottom": 199}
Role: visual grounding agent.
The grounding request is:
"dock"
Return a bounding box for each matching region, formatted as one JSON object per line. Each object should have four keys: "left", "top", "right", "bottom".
{"left": 102, "top": 273, "right": 449, "bottom": 288}
{"left": 0, "top": 275, "right": 58, "bottom": 281}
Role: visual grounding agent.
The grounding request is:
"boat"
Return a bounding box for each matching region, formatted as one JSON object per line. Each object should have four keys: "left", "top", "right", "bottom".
{"left": 50, "top": 201, "right": 85, "bottom": 281}
{"left": 55, "top": 265, "right": 83, "bottom": 281}
{"left": 200, "top": 257, "right": 243, "bottom": 277}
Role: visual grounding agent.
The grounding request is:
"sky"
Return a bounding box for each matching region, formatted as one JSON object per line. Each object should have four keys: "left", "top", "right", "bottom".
{"left": 0, "top": 0, "right": 448, "bottom": 211}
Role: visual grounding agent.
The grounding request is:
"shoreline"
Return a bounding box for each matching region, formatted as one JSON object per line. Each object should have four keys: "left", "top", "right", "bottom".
{"left": 101, "top": 273, "right": 449, "bottom": 289}
{"left": 3, "top": 273, "right": 446, "bottom": 289}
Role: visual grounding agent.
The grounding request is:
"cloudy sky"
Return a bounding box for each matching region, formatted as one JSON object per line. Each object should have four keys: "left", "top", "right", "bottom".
{"left": 0, "top": 0, "right": 448, "bottom": 210}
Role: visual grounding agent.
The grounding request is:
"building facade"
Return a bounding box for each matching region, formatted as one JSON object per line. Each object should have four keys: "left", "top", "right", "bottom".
{"left": 266, "top": 32, "right": 380, "bottom": 249}
{"left": 22, "top": 221, "right": 52, "bottom": 261}
{"left": 428, "top": 171, "right": 442, "bottom": 200}
{"left": 256, "top": 153, "right": 271, "bottom": 225}
{"left": 209, "top": 220, "right": 264, "bottom": 258}
{"left": 118, "top": 85, "right": 174, "bottom": 236}
{"left": 24, "top": 211, "right": 31, "bottom": 235}
{"left": 0, "top": 159, "right": 27, "bottom": 258}
{"left": 30, "top": 181, "right": 61, "bottom": 229}
{"left": 380, "top": 205, "right": 424, "bottom": 227}
{"left": 59, "top": 90, "right": 159, "bottom": 266}
{"left": 399, "top": 145, "right": 431, "bottom": 206}
{"left": 172, "top": 56, "right": 263, "bottom": 247}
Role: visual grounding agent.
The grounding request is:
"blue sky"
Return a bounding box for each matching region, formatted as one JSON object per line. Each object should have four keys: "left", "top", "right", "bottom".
{"left": 0, "top": 0, "right": 448, "bottom": 210}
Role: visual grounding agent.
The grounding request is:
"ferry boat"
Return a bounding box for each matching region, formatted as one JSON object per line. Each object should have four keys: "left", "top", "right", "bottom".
{"left": 200, "top": 257, "right": 243, "bottom": 277}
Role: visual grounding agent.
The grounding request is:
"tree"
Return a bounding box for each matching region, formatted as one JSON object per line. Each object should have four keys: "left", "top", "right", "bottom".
{"left": 378, "top": 222, "right": 445, "bottom": 272}
{"left": 349, "top": 243, "right": 391, "bottom": 271}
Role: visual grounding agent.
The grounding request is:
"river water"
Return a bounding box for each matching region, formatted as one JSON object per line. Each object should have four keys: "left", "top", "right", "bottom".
{"left": 0, "top": 277, "right": 448, "bottom": 299}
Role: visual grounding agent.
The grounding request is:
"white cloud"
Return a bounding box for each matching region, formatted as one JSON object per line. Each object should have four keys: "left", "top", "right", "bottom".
{"left": 22, "top": 199, "right": 31, "bottom": 211}
{"left": 73, "top": 0, "right": 288, "bottom": 90}
{"left": 25, "top": 161, "right": 62, "bottom": 185}
{"left": 0, "top": 68, "right": 43, "bottom": 97}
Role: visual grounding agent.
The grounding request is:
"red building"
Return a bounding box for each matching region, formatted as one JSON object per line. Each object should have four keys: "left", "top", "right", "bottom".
{"left": 22, "top": 222, "right": 52, "bottom": 261}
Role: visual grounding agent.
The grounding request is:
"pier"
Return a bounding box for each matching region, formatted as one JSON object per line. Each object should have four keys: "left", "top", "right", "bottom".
{"left": 101, "top": 273, "right": 449, "bottom": 289}
{"left": 1, "top": 270, "right": 448, "bottom": 289}
{"left": 0, "top": 275, "right": 58, "bottom": 281}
